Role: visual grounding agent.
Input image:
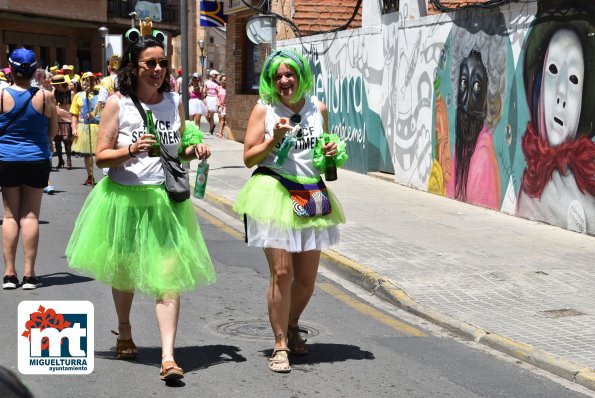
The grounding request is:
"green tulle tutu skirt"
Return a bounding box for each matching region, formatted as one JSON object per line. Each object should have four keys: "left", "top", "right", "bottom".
{"left": 66, "top": 177, "right": 216, "bottom": 297}
{"left": 233, "top": 174, "right": 345, "bottom": 252}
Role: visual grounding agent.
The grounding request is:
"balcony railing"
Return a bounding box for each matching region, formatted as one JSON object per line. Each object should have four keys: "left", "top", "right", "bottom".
{"left": 107, "top": 0, "right": 179, "bottom": 24}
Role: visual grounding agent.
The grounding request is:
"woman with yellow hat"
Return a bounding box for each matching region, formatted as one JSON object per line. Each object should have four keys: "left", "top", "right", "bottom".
{"left": 70, "top": 72, "right": 99, "bottom": 185}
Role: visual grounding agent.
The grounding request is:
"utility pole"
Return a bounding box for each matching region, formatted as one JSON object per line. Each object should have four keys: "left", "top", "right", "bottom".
{"left": 180, "top": 0, "right": 189, "bottom": 120}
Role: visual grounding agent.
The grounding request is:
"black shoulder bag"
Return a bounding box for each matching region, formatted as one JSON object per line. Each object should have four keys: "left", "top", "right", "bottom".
{"left": 130, "top": 95, "right": 190, "bottom": 202}
{"left": 0, "top": 87, "right": 40, "bottom": 136}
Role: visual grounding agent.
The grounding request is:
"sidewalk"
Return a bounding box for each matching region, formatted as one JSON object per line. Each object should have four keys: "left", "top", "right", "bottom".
{"left": 192, "top": 132, "right": 595, "bottom": 391}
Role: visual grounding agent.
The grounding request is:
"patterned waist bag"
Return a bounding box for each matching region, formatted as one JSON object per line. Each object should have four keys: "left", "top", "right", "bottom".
{"left": 252, "top": 166, "right": 332, "bottom": 217}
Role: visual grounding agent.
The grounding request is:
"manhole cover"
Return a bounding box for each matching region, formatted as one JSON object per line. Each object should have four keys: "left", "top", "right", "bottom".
{"left": 216, "top": 320, "right": 320, "bottom": 341}
{"left": 539, "top": 309, "right": 585, "bottom": 319}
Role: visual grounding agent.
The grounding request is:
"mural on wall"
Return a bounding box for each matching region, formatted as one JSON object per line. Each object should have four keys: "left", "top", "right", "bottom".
{"left": 429, "top": 11, "right": 511, "bottom": 210}
{"left": 516, "top": 1, "right": 595, "bottom": 234}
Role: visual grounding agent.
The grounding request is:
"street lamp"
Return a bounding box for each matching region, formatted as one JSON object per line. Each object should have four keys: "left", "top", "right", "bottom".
{"left": 198, "top": 39, "right": 205, "bottom": 81}
{"left": 98, "top": 26, "right": 109, "bottom": 78}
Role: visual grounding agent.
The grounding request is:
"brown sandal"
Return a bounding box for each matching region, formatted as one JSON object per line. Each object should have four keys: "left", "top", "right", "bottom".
{"left": 160, "top": 360, "right": 184, "bottom": 381}
{"left": 268, "top": 348, "right": 291, "bottom": 373}
{"left": 111, "top": 330, "right": 138, "bottom": 359}
{"left": 287, "top": 326, "right": 308, "bottom": 355}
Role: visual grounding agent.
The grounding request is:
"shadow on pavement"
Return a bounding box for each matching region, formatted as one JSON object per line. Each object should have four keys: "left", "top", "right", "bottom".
{"left": 96, "top": 344, "right": 247, "bottom": 373}
{"left": 39, "top": 272, "right": 95, "bottom": 287}
{"left": 261, "top": 343, "right": 374, "bottom": 364}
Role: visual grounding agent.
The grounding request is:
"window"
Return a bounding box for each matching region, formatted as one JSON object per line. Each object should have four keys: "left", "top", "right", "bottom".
{"left": 243, "top": 37, "right": 262, "bottom": 94}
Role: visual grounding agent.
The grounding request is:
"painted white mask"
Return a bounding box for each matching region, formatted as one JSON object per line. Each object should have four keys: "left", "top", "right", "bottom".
{"left": 540, "top": 29, "right": 584, "bottom": 146}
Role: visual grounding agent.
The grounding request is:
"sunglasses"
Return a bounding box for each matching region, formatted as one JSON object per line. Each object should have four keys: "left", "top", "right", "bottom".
{"left": 290, "top": 114, "right": 303, "bottom": 138}
{"left": 139, "top": 58, "right": 169, "bottom": 69}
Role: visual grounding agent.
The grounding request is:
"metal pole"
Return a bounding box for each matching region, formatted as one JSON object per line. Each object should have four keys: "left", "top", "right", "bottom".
{"left": 180, "top": 0, "right": 189, "bottom": 120}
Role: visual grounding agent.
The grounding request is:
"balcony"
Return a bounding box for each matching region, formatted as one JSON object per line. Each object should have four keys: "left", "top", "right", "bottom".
{"left": 107, "top": 0, "right": 179, "bottom": 24}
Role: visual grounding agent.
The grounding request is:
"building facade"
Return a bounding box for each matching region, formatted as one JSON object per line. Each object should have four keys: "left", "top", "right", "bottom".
{"left": 1, "top": 0, "right": 181, "bottom": 73}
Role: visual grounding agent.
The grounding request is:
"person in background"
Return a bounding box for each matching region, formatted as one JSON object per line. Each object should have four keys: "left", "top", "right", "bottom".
{"left": 216, "top": 75, "right": 226, "bottom": 138}
{"left": 175, "top": 68, "right": 183, "bottom": 94}
{"left": 188, "top": 73, "right": 206, "bottom": 126}
{"left": 34, "top": 69, "right": 52, "bottom": 91}
{"left": 203, "top": 69, "right": 220, "bottom": 134}
{"left": 0, "top": 48, "right": 57, "bottom": 289}
{"left": 0, "top": 71, "right": 9, "bottom": 89}
{"left": 70, "top": 72, "right": 99, "bottom": 185}
{"left": 233, "top": 49, "right": 346, "bottom": 373}
{"left": 51, "top": 74, "right": 73, "bottom": 170}
{"left": 66, "top": 34, "right": 216, "bottom": 382}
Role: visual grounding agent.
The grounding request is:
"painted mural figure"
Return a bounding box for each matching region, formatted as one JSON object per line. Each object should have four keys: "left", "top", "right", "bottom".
{"left": 517, "top": 16, "right": 595, "bottom": 234}
{"left": 442, "top": 13, "right": 507, "bottom": 210}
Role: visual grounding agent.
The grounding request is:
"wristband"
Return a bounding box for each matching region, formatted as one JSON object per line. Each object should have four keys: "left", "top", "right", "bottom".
{"left": 128, "top": 144, "right": 136, "bottom": 158}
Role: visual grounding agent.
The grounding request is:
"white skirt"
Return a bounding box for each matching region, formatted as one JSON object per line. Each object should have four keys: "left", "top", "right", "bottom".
{"left": 205, "top": 96, "right": 218, "bottom": 113}
{"left": 245, "top": 216, "right": 340, "bottom": 252}
{"left": 189, "top": 98, "right": 206, "bottom": 116}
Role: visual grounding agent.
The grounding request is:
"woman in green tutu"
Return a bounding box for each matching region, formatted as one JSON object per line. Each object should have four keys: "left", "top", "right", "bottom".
{"left": 233, "top": 49, "right": 346, "bottom": 373}
{"left": 66, "top": 34, "right": 215, "bottom": 381}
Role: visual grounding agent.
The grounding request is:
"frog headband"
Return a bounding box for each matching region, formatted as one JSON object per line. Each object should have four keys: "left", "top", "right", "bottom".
{"left": 262, "top": 49, "right": 305, "bottom": 78}
{"left": 125, "top": 17, "right": 165, "bottom": 44}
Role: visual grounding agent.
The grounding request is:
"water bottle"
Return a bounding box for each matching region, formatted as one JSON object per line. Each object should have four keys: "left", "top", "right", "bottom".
{"left": 273, "top": 129, "right": 298, "bottom": 166}
{"left": 324, "top": 135, "right": 338, "bottom": 181}
{"left": 194, "top": 158, "right": 209, "bottom": 199}
{"left": 146, "top": 109, "right": 160, "bottom": 157}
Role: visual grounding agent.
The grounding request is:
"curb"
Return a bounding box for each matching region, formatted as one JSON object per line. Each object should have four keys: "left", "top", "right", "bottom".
{"left": 201, "top": 191, "right": 595, "bottom": 392}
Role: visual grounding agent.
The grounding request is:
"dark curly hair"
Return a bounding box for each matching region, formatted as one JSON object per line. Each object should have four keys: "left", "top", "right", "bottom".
{"left": 117, "top": 35, "right": 171, "bottom": 96}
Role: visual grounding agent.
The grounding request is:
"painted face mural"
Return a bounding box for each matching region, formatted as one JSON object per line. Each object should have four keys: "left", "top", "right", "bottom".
{"left": 454, "top": 50, "right": 488, "bottom": 202}
{"left": 539, "top": 29, "right": 584, "bottom": 146}
{"left": 458, "top": 50, "right": 488, "bottom": 119}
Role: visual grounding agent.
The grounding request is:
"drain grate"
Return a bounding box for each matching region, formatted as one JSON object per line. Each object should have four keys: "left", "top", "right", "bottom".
{"left": 539, "top": 309, "right": 585, "bottom": 319}
{"left": 216, "top": 320, "right": 320, "bottom": 341}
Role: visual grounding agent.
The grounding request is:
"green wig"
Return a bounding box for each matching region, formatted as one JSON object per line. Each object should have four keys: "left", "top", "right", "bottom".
{"left": 259, "top": 49, "right": 313, "bottom": 105}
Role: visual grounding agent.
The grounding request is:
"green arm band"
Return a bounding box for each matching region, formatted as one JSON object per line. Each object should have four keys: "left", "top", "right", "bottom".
{"left": 313, "top": 133, "right": 348, "bottom": 170}
{"left": 178, "top": 121, "right": 204, "bottom": 155}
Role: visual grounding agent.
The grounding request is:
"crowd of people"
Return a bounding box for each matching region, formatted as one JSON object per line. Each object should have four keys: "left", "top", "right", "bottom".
{"left": 173, "top": 68, "right": 227, "bottom": 137}
{"left": 0, "top": 38, "right": 344, "bottom": 383}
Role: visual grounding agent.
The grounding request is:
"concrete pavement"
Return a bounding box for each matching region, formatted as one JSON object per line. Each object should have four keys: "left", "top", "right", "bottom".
{"left": 190, "top": 131, "right": 595, "bottom": 392}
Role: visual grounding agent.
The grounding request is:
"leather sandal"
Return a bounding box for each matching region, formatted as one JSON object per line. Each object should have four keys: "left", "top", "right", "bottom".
{"left": 160, "top": 360, "right": 184, "bottom": 381}
{"left": 268, "top": 348, "right": 291, "bottom": 373}
{"left": 287, "top": 326, "right": 308, "bottom": 355}
{"left": 111, "top": 330, "right": 138, "bottom": 359}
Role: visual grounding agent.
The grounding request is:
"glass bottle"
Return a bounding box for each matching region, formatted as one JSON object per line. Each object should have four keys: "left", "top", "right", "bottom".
{"left": 146, "top": 109, "right": 160, "bottom": 157}
{"left": 194, "top": 158, "right": 209, "bottom": 199}
{"left": 274, "top": 128, "right": 298, "bottom": 166}
{"left": 324, "top": 135, "right": 337, "bottom": 181}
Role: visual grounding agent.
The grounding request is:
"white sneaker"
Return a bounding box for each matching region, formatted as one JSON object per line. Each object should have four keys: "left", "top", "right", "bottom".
{"left": 43, "top": 185, "right": 55, "bottom": 194}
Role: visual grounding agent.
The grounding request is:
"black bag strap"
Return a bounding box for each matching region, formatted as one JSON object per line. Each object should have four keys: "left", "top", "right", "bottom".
{"left": 130, "top": 95, "right": 147, "bottom": 128}
{"left": 252, "top": 166, "right": 326, "bottom": 191}
{"left": 0, "top": 87, "right": 39, "bottom": 136}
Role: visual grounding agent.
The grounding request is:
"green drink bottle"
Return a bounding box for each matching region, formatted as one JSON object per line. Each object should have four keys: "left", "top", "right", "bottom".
{"left": 194, "top": 159, "right": 209, "bottom": 199}
{"left": 146, "top": 109, "right": 160, "bottom": 157}
{"left": 324, "top": 135, "right": 337, "bottom": 181}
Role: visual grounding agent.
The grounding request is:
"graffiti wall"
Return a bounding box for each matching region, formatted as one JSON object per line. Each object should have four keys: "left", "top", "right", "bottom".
{"left": 398, "top": 1, "right": 595, "bottom": 235}
{"left": 278, "top": 0, "right": 595, "bottom": 235}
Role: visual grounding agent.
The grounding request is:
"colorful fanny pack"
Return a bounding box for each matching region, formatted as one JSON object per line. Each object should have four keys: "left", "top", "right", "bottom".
{"left": 252, "top": 167, "right": 332, "bottom": 217}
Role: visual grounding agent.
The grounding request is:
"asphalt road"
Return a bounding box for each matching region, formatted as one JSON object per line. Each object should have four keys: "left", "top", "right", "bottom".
{"left": 0, "top": 157, "right": 592, "bottom": 397}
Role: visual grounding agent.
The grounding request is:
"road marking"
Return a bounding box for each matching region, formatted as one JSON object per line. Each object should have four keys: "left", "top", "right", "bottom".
{"left": 194, "top": 206, "right": 244, "bottom": 240}
{"left": 317, "top": 282, "right": 426, "bottom": 337}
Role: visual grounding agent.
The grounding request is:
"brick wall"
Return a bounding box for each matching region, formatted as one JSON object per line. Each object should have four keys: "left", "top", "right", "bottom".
{"left": 428, "top": 0, "right": 488, "bottom": 14}
{"left": 3, "top": 0, "right": 107, "bottom": 22}
{"left": 294, "top": 0, "right": 362, "bottom": 35}
{"left": 224, "top": 11, "right": 261, "bottom": 142}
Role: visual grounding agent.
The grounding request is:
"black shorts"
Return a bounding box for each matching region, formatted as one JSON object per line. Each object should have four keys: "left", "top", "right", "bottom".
{"left": 0, "top": 160, "right": 52, "bottom": 188}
